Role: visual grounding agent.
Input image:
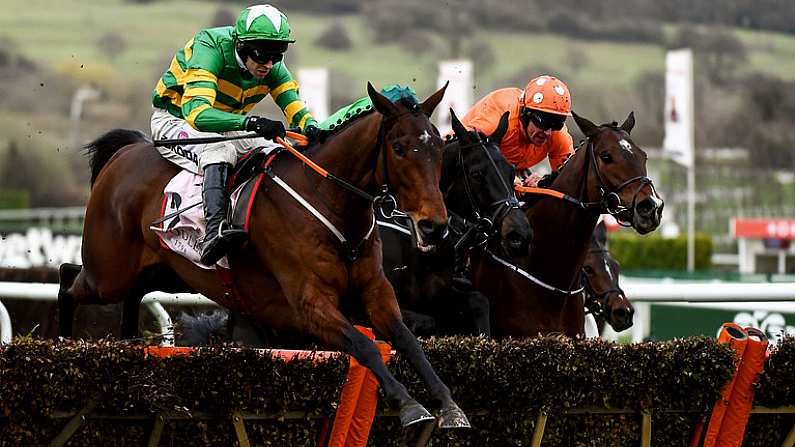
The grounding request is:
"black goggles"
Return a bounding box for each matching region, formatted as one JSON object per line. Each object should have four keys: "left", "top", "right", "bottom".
{"left": 528, "top": 110, "right": 567, "bottom": 131}
{"left": 245, "top": 46, "right": 284, "bottom": 64}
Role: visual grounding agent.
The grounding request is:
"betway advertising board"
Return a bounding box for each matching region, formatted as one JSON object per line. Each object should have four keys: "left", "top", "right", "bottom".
{"left": 0, "top": 228, "right": 82, "bottom": 269}
{"left": 651, "top": 302, "right": 795, "bottom": 346}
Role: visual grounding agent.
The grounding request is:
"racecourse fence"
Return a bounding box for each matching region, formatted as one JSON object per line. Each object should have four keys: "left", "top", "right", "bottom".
{"left": 2, "top": 280, "right": 795, "bottom": 345}
{"left": 2, "top": 336, "right": 795, "bottom": 446}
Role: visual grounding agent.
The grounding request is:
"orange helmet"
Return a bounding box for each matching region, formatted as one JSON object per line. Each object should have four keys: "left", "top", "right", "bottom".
{"left": 519, "top": 75, "right": 571, "bottom": 116}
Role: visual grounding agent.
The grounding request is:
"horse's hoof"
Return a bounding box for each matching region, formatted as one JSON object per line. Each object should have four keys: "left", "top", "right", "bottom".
{"left": 438, "top": 403, "right": 470, "bottom": 428}
{"left": 400, "top": 401, "right": 435, "bottom": 427}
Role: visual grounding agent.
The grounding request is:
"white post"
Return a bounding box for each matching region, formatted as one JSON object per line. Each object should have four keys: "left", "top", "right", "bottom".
{"left": 687, "top": 165, "right": 696, "bottom": 271}
{"left": 296, "top": 68, "right": 329, "bottom": 122}
{"left": 663, "top": 49, "right": 695, "bottom": 271}
{"left": 69, "top": 86, "right": 100, "bottom": 149}
{"left": 0, "top": 299, "right": 11, "bottom": 344}
{"left": 779, "top": 250, "right": 787, "bottom": 275}
{"left": 435, "top": 60, "right": 473, "bottom": 135}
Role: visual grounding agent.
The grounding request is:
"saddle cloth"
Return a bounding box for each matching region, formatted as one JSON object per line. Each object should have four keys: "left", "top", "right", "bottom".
{"left": 151, "top": 169, "right": 264, "bottom": 270}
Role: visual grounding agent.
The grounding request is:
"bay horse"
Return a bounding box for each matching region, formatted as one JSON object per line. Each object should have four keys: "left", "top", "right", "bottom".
{"left": 471, "top": 111, "right": 663, "bottom": 338}
{"left": 580, "top": 220, "right": 633, "bottom": 334}
{"left": 57, "top": 83, "right": 470, "bottom": 428}
{"left": 380, "top": 110, "right": 531, "bottom": 337}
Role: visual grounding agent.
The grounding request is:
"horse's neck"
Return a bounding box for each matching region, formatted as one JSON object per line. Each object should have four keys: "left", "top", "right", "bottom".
{"left": 530, "top": 147, "right": 600, "bottom": 282}
{"left": 440, "top": 142, "right": 480, "bottom": 221}
{"left": 311, "top": 113, "right": 383, "bottom": 195}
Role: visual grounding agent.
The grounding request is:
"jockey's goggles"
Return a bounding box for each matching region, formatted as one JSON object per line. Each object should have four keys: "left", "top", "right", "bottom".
{"left": 527, "top": 110, "right": 567, "bottom": 131}
{"left": 244, "top": 45, "right": 284, "bottom": 64}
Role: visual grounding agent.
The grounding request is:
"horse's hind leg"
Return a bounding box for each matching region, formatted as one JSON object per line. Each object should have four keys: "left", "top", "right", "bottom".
{"left": 57, "top": 263, "right": 83, "bottom": 338}
{"left": 121, "top": 293, "right": 142, "bottom": 339}
{"left": 363, "top": 282, "right": 470, "bottom": 429}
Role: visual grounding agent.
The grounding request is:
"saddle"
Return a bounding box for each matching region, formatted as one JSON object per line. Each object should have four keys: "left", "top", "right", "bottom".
{"left": 151, "top": 148, "right": 283, "bottom": 269}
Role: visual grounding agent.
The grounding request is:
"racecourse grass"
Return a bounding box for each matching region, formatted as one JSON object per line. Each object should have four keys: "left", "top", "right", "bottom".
{"left": 2, "top": 0, "right": 795, "bottom": 100}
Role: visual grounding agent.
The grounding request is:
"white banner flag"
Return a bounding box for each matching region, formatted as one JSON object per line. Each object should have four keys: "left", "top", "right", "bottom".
{"left": 297, "top": 68, "right": 329, "bottom": 122}
{"left": 663, "top": 49, "right": 694, "bottom": 168}
{"left": 435, "top": 60, "right": 473, "bottom": 135}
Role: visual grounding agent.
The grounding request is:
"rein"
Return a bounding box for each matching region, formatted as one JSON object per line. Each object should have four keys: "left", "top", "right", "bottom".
{"left": 444, "top": 135, "right": 521, "bottom": 255}
{"left": 495, "top": 128, "right": 657, "bottom": 296}
{"left": 581, "top": 248, "right": 624, "bottom": 319}
{"left": 514, "top": 136, "right": 658, "bottom": 224}
{"left": 486, "top": 249, "right": 584, "bottom": 295}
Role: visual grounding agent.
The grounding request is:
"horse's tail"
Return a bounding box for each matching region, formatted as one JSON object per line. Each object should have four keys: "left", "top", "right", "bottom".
{"left": 83, "top": 129, "right": 149, "bottom": 187}
{"left": 175, "top": 310, "right": 229, "bottom": 346}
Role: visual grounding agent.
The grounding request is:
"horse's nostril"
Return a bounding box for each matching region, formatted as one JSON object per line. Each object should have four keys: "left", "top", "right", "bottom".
{"left": 507, "top": 232, "right": 523, "bottom": 245}
{"left": 636, "top": 198, "right": 656, "bottom": 216}
{"left": 417, "top": 219, "right": 446, "bottom": 242}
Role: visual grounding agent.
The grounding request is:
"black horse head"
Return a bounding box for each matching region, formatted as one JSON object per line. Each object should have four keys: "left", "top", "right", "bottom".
{"left": 442, "top": 109, "right": 531, "bottom": 256}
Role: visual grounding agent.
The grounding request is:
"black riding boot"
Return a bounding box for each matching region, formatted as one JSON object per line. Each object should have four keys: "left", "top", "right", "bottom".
{"left": 199, "top": 163, "right": 247, "bottom": 266}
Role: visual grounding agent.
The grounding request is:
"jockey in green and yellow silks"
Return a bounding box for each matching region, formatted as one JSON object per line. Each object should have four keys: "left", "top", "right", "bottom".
{"left": 150, "top": 4, "right": 321, "bottom": 266}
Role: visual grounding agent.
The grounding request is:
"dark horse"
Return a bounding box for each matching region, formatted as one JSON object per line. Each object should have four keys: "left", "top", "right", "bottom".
{"left": 380, "top": 110, "right": 531, "bottom": 337}
{"left": 471, "top": 111, "right": 663, "bottom": 338}
{"left": 58, "top": 83, "right": 470, "bottom": 428}
{"left": 580, "top": 220, "right": 633, "bottom": 335}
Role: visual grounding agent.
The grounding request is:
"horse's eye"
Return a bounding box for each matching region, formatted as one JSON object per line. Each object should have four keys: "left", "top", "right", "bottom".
{"left": 393, "top": 142, "right": 406, "bottom": 156}
{"left": 599, "top": 153, "right": 613, "bottom": 164}
{"left": 583, "top": 265, "right": 594, "bottom": 274}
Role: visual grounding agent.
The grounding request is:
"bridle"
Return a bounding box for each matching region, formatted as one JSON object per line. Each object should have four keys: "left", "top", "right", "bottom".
{"left": 373, "top": 104, "right": 434, "bottom": 221}
{"left": 448, "top": 133, "right": 521, "bottom": 250}
{"left": 581, "top": 248, "right": 625, "bottom": 319}
{"left": 575, "top": 132, "right": 659, "bottom": 226}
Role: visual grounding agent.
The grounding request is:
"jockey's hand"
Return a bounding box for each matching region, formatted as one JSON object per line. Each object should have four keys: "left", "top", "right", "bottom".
{"left": 304, "top": 125, "right": 330, "bottom": 145}
{"left": 245, "top": 116, "right": 286, "bottom": 141}
{"left": 521, "top": 173, "right": 544, "bottom": 188}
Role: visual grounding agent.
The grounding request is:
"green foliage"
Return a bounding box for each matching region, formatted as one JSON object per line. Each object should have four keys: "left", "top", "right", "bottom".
{"left": 9, "top": 336, "right": 794, "bottom": 445}
{"left": 314, "top": 21, "right": 353, "bottom": 51}
{"left": 609, "top": 232, "right": 713, "bottom": 271}
{"left": 0, "top": 190, "right": 30, "bottom": 209}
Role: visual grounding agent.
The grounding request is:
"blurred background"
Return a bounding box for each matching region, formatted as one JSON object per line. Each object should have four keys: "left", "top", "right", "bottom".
{"left": 0, "top": 0, "right": 794, "bottom": 343}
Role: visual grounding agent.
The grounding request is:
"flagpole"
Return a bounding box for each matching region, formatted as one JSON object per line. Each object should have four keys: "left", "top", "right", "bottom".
{"left": 686, "top": 48, "right": 696, "bottom": 273}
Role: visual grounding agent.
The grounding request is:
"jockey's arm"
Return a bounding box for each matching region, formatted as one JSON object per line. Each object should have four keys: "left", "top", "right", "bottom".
{"left": 547, "top": 125, "right": 575, "bottom": 171}
{"left": 267, "top": 64, "right": 318, "bottom": 132}
{"left": 180, "top": 36, "right": 248, "bottom": 133}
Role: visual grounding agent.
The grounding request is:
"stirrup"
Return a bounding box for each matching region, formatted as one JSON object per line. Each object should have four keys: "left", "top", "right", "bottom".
{"left": 199, "top": 223, "right": 247, "bottom": 266}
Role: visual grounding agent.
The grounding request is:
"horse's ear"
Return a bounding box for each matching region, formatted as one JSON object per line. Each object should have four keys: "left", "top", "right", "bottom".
{"left": 594, "top": 219, "right": 608, "bottom": 246}
{"left": 490, "top": 111, "right": 510, "bottom": 143}
{"left": 572, "top": 110, "right": 599, "bottom": 138}
{"left": 368, "top": 82, "right": 399, "bottom": 117}
{"left": 421, "top": 81, "right": 448, "bottom": 117}
{"left": 620, "top": 111, "right": 635, "bottom": 134}
{"left": 450, "top": 108, "right": 468, "bottom": 140}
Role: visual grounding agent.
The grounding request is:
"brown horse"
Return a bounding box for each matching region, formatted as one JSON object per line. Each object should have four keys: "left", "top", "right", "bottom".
{"left": 471, "top": 111, "right": 663, "bottom": 338}
{"left": 57, "top": 83, "right": 470, "bottom": 428}
{"left": 580, "top": 221, "right": 634, "bottom": 334}
{"left": 381, "top": 110, "right": 531, "bottom": 337}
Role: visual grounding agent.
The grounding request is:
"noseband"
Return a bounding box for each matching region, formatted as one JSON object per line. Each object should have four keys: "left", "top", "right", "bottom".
{"left": 451, "top": 134, "right": 520, "bottom": 247}
{"left": 580, "top": 137, "right": 659, "bottom": 226}
{"left": 581, "top": 248, "right": 625, "bottom": 320}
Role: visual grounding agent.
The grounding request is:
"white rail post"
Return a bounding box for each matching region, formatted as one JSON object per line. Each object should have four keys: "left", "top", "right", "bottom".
{"left": 0, "top": 299, "right": 12, "bottom": 344}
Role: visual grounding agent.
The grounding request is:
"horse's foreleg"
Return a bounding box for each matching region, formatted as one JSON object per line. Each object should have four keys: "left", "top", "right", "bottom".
{"left": 297, "top": 289, "right": 434, "bottom": 427}
{"left": 465, "top": 291, "right": 491, "bottom": 337}
{"left": 400, "top": 309, "right": 437, "bottom": 337}
{"left": 362, "top": 281, "right": 470, "bottom": 429}
{"left": 57, "top": 263, "right": 82, "bottom": 338}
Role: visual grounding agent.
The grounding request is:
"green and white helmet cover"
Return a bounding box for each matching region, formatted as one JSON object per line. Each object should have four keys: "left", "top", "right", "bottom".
{"left": 234, "top": 4, "right": 295, "bottom": 42}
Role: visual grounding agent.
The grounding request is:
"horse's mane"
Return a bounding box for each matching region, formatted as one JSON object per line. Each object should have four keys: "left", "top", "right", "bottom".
{"left": 83, "top": 128, "right": 149, "bottom": 187}
{"left": 312, "top": 96, "right": 420, "bottom": 148}
{"left": 552, "top": 121, "right": 625, "bottom": 175}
